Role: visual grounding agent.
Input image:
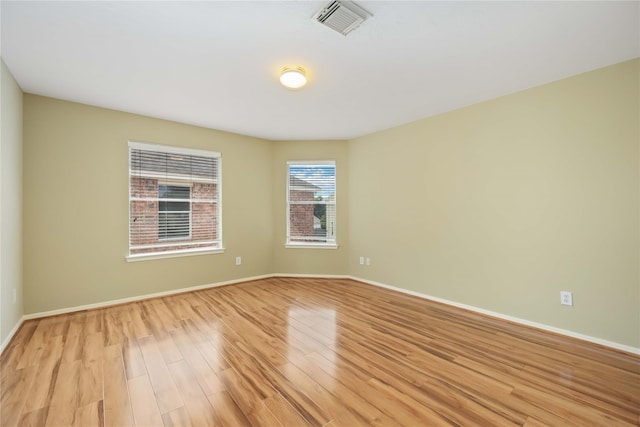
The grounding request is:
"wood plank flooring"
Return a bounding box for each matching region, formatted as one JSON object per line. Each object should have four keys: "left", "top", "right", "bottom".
{"left": 1, "top": 277, "right": 638, "bottom": 426}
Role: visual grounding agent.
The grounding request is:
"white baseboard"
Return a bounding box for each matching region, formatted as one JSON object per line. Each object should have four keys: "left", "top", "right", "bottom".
{"left": 21, "top": 273, "right": 352, "bottom": 321}
{"left": 22, "top": 274, "right": 275, "bottom": 321}
{"left": 5, "top": 273, "right": 637, "bottom": 357}
{"left": 1, "top": 316, "right": 25, "bottom": 354}
{"left": 271, "top": 273, "right": 350, "bottom": 279}
{"left": 348, "top": 276, "right": 640, "bottom": 356}
{"left": 19, "top": 273, "right": 347, "bottom": 322}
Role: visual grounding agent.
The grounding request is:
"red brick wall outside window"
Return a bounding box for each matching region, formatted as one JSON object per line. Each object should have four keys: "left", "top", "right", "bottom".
{"left": 289, "top": 188, "right": 316, "bottom": 241}
{"left": 129, "top": 177, "right": 217, "bottom": 254}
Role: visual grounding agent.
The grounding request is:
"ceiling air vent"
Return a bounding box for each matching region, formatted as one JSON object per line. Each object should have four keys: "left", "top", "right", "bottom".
{"left": 313, "top": 1, "right": 372, "bottom": 36}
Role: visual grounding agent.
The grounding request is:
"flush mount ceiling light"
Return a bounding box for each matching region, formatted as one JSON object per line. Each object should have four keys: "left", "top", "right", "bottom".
{"left": 280, "top": 66, "right": 308, "bottom": 89}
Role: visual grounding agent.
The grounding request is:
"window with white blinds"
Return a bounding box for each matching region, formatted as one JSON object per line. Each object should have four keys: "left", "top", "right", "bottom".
{"left": 128, "top": 141, "right": 222, "bottom": 260}
{"left": 287, "top": 161, "right": 337, "bottom": 247}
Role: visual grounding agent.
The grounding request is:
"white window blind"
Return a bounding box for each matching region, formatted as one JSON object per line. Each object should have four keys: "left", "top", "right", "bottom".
{"left": 128, "top": 141, "right": 222, "bottom": 258}
{"left": 287, "top": 161, "right": 336, "bottom": 246}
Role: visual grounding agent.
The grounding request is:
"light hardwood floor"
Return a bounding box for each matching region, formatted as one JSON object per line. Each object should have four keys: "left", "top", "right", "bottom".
{"left": 1, "top": 277, "right": 638, "bottom": 426}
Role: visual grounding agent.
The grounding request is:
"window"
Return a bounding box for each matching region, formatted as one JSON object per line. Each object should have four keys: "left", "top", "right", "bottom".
{"left": 128, "top": 141, "right": 222, "bottom": 260}
{"left": 287, "top": 161, "right": 336, "bottom": 247}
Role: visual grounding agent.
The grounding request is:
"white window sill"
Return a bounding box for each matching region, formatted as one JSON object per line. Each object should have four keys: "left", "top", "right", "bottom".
{"left": 126, "top": 247, "right": 225, "bottom": 262}
{"left": 285, "top": 243, "right": 338, "bottom": 250}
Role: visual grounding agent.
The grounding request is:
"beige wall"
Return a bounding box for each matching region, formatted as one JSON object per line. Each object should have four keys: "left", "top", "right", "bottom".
{"left": 20, "top": 59, "right": 639, "bottom": 349}
{"left": 23, "top": 95, "right": 274, "bottom": 314}
{"left": 1, "top": 59, "right": 24, "bottom": 346}
{"left": 348, "top": 59, "right": 640, "bottom": 347}
{"left": 272, "top": 140, "right": 349, "bottom": 275}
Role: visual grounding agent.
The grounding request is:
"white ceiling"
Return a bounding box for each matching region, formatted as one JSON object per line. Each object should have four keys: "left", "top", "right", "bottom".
{"left": 1, "top": 1, "right": 639, "bottom": 141}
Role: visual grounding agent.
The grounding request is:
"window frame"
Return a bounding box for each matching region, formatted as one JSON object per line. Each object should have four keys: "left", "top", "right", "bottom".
{"left": 126, "top": 141, "right": 224, "bottom": 262}
{"left": 286, "top": 160, "right": 338, "bottom": 249}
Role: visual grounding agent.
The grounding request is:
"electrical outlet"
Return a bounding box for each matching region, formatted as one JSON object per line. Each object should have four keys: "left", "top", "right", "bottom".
{"left": 235, "top": 256, "right": 242, "bottom": 266}
{"left": 560, "top": 291, "right": 573, "bottom": 306}
{"left": 366, "top": 257, "right": 371, "bottom": 266}
{"left": 359, "top": 256, "right": 364, "bottom": 265}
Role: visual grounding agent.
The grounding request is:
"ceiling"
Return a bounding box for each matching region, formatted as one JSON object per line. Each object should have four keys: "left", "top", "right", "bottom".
{"left": 1, "top": 1, "right": 638, "bottom": 141}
